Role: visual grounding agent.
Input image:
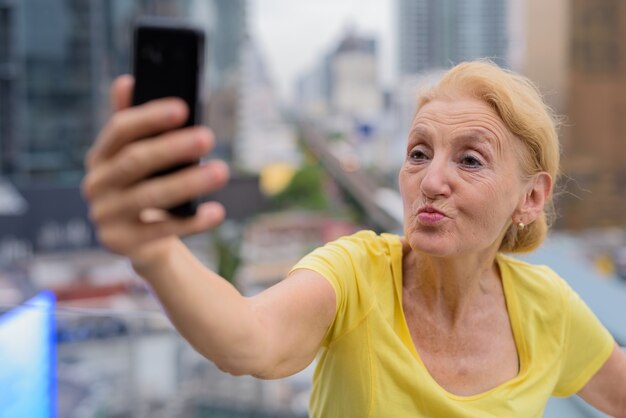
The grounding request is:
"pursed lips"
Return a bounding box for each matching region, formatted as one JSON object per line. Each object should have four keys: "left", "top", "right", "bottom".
{"left": 416, "top": 205, "right": 448, "bottom": 225}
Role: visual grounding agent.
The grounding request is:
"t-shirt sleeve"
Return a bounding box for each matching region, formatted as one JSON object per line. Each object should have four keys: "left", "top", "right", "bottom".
{"left": 552, "top": 281, "right": 615, "bottom": 397}
{"left": 288, "top": 232, "right": 375, "bottom": 346}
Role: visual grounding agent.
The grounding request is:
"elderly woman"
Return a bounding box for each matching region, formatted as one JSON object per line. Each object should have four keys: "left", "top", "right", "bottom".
{"left": 82, "top": 61, "right": 626, "bottom": 417}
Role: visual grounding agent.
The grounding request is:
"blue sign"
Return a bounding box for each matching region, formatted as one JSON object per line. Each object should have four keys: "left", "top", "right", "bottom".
{"left": 0, "top": 291, "right": 56, "bottom": 418}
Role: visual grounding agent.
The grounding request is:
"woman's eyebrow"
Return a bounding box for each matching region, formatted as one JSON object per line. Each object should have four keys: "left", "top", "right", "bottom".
{"left": 408, "top": 126, "right": 431, "bottom": 142}
{"left": 454, "top": 129, "right": 502, "bottom": 154}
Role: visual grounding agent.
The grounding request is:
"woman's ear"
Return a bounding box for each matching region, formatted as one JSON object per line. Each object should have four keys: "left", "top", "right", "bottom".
{"left": 518, "top": 172, "right": 552, "bottom": 224}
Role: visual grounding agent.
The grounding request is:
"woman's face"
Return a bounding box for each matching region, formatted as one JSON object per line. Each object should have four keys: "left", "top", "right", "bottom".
{"left": 399, "top": 96, "right": 528, "bottom": 257}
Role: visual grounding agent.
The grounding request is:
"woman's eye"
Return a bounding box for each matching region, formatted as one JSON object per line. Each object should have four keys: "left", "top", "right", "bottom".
{"left": 409, "top": 149, "right": 428, "bottom": 161}
{"left": 460, "top": 155, "right": 483, "bottom": 168}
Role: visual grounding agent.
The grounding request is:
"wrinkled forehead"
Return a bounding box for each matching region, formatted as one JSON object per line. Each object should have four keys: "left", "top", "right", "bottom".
{"left": 409, "top": 97, "right": 515, "bottom": 150}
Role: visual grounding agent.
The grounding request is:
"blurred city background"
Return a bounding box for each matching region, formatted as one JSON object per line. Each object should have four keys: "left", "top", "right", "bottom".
{"left": 0, "top": 0, "right": 625, "bottom": 417}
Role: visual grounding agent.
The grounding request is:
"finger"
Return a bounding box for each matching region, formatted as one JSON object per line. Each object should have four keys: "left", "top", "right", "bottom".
{"left": 111, "top": 74, "right": 135, "bottom": 111}
{"left": 83, "top": 126, "right": 214, "bottom": 200}
{"left": 85, "top": 75, "right": 135, "bottom": 169}
{"left": 135, "top": 201, "right": 226, "bottom": 240}
{"left": 139, "top": 208, "right": 170, "bottom": 223}
{"left": 90, "top": 160, "right": 229, "bottom": 223}
{"left": 98, "top": 202, "right": 225, "bottom": 254}
{"left": 87, "top": 98, "right": 188, "bottom": 169}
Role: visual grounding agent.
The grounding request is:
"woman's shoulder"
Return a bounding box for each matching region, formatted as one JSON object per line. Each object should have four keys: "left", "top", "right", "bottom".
{"left": 496, "top": 252, "right": 570, "bottom": 299}
{"left": 294, "top": 230, "right": 402, "bottom": 277}
{"left": 325, "top": 230, "right": 402, "bottom": 258}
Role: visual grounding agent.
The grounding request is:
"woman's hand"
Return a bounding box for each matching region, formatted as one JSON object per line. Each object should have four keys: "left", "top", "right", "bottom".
{"left": 81, "top": 75, "right": 229, "bottom": 266}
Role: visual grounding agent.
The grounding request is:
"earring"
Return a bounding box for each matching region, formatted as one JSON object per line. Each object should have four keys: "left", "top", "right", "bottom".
{"left": 517, "top": 222, "right": 525, "bottom": 231}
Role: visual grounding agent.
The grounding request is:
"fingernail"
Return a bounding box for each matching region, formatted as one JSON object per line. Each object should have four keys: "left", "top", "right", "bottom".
{"left": 208, "top": 165, "right": 223, "bottom": 184}
{"left": 194, "top": 128, "right": 211, "bottom": 148}
{"left": 167, "top": 102, "right": 185, "bottom": 119}
{"left": 202, "top": 164, "right": 215, "bottom": 178}
{"left": 193, "top": 132, "right": 207, "bottom": 149}
{"left": 205, "top": 203, "right": 224, "bottom": 220}
{"left": 212, "top": 160, "right": 230, "bottom": 181}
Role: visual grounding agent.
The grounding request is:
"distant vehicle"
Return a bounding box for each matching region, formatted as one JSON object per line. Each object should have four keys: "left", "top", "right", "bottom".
{"left": 57, "top": 316, "right": 128, "bottom": 343}
{"left": 614, "top": 247, "right": 626, "bottom": 281}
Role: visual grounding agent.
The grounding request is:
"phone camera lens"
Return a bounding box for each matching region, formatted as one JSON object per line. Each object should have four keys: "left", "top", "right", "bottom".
{"left": 142, "top": 46, "right": 163, "bottom": 65}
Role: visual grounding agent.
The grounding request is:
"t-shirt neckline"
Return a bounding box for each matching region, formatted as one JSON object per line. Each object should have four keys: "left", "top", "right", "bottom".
{"left": 384, "top": 234, "right": 529, "bottom": 401}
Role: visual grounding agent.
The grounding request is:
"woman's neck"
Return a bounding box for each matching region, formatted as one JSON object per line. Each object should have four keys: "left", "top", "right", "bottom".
{"left": 402, "top": 242, "right": 502, "bottom": 328}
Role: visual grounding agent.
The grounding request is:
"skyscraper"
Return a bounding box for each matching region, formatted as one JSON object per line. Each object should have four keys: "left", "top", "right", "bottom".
{"left": 329, "top": 32, "right": 382, "bottom": 118}
{"left": 210, "top": 0, "right": 246, "bottom": 88}
{"left": 0, "top": 0, "right": 18, "bottom": 175}
{"left": 507, "top": 0, "right": 570, "bottom": 114}
{"left": 1, "top": 0, "right": 246, "bottom": 185}
{"left": 558, "top": 0, "right": 626, "bottom": 228}
{"left": 1, "top": 0, "right": 131, "bottom": 185}
{"left": 205, "top": 0, "right": 247, "bottom": 161}
{"left": 396, "top": 0, "right": 508, "bottom": 75}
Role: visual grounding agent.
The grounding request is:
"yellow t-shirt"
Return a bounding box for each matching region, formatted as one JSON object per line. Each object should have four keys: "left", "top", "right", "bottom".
{"left": 290, "top": 230, "right": 615, "bottom": 418}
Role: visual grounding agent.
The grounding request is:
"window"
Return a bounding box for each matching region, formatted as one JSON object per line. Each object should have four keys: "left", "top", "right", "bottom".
{"left": 572, "top": 0, "right": 620, "bottom": 75}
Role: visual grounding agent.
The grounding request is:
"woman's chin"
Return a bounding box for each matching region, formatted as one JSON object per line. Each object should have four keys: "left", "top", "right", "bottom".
{"left": 406, "top": 235, "right": 458, "bottom": 258}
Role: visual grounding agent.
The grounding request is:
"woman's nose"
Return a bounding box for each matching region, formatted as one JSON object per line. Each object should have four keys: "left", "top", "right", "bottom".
{"left": 420, "top": 157, "right": 452, "bottom": 199}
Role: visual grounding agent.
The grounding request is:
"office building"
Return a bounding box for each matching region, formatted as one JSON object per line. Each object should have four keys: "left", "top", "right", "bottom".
{"left": 236, "top": 37, "right": 299, "bottom": 173}
{"left": 0, "top": 0, "right": 249, "bottom": 260}
{"left": 296, "top": 31, "right": 382, "bottom": 120}
{"left": 0, "top": 1, "right": 17, "bottom": 175}
{"left": 558, "top": 0, "right": 626, "bottom": 228}
{"left": 330, "top": 32, "right": 382, "bottom": 118}
{"left": 507, "top": 0, "right": 570, "bottom": 113}
{"left": 206, "top": 0, "right": 247, "bottom": 160}
{"left": 210, "top": 0, "right": 247, "bottom": 88}
{"left": 0, "top": 0, "right": 246, "bottom": 185}
{"left": 296, "top": 60, "right": 331, "bottom": 118}
{"left": 397, "top": 0, "right": 508, "bottom": 75}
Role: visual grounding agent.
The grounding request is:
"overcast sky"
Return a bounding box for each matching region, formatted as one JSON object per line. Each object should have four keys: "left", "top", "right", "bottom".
{"left": 249, "top": 0, "right": 395, "bottom": 102}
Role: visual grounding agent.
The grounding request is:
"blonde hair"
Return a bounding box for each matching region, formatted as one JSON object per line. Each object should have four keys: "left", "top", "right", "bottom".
{"left": 417, "top": 60, "right": 561, "bottom": 253}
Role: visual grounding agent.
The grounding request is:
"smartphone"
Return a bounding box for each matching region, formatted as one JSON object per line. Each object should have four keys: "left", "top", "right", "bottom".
{"left": 131, "top": 17, "right": 205, "bottom": 217}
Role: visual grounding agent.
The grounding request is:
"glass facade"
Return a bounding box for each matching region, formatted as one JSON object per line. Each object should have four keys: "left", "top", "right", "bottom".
{"left": 397, "top": 0, "right": 508, "bottom": 75}
{"left": 14, "top": 0, "right": 97, "bottom": 183}
{"left": 0, "top": 1, "right": 17, "bottom": 174}
{"left": 2, "top": 0, "right": 245, "bottom": 185}
{"left": 571, "top": 0, "right": 620, "bottom": 75}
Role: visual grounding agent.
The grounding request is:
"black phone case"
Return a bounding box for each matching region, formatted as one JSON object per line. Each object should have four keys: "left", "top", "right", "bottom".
{"left": 131, "top": 17, "right": 205, "bottom": 217}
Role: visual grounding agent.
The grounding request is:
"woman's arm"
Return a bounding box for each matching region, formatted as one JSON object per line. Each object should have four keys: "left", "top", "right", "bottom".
{"left": 82, "top": 75, "right": 336, "bottom": 378}
{"left": 135, "top": 239, "right": 336, "bottom": 378}
{"left": 578, "top": 344, "right": 626, "bottom": 417}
